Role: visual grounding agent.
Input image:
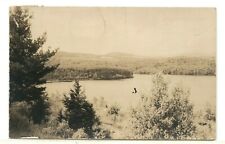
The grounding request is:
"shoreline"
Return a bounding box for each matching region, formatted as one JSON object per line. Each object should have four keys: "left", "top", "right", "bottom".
{"left": 46, "top": 74, "right": 216, "bottom": 83}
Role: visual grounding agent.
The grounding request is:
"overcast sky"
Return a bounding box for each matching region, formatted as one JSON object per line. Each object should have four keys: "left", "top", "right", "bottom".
{"left": 28, "top": 7, "right": 216, "bottom": 57}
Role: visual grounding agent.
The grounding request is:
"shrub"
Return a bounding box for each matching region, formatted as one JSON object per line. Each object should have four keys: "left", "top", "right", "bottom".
{"left": 107, "top": 104, "right": 120, "bottom": 122}
{"left": 92, "top": 125, "right": 111, "bottom": 139}
{"left": 72, "top": 128, "right": 88, "bottom": 139}
{"left": 204, "top": 107, "right": 216, "bottom": 122}
{"left": 130, "top": 73, "right": 196, "bottom": 139}
{"left": 195, "top": 106, "right": 216, "bottom": 139}
{"left": 9, "top": 102, "right": 44, "bottom": 138}
{"left": 41, "top": 119, "right": 74, "bottom": 139}
{"left": 9, "top": 102, "right": 32, "bottom": 138}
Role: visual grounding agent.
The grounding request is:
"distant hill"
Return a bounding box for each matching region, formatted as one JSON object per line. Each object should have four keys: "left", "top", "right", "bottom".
{"left": 104, "top": 52, "right": 141, "bottom": 58}
{"left": 49, "top": 51, "right": 216, "bottom": 76}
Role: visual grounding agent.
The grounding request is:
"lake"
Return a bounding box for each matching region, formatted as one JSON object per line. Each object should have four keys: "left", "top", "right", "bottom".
{"left": 45, "top": 74, "right": 216, "bottom": 110}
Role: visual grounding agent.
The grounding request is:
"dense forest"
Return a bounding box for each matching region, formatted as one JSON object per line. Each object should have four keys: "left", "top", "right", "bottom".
{"left": 46, "top": 52, "right": 216, "bottom": 81}
{"left": 45, "top": 68, "right": 133, "bottom": 81}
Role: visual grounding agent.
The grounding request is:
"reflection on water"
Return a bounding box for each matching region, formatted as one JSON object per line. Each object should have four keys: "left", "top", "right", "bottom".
{"left": 45, "top": 74, "right": 216, "bottom": 110}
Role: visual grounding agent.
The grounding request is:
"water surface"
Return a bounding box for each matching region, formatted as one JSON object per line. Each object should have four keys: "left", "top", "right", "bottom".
{"left": 45, "top": 74, "right": 216, "bottom": 110}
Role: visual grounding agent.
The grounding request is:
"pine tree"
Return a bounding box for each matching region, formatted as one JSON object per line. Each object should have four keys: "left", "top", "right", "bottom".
{"left": 9, "top": 7, "right": 58, "bottom": 124}
{"left": 62, "top": 80, "right": 100, "bottom": 136}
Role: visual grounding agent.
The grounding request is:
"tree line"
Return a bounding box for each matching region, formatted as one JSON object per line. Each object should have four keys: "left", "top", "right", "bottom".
{"left": 45, "top": 68, "right": 133, "bottom": 81}
{"left": 52, "top": 52, "right": 216, "bottom": 76}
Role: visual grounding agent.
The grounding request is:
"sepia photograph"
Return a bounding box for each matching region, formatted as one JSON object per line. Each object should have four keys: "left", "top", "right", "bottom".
{"left": 9, "top": 6, "right": 216, "bottom": 140}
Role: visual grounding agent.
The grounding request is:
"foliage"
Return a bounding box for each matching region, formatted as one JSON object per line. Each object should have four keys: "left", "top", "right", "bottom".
{"left": 107, "top": 104, "right": 120, "bottom": 122}
{"left": 45, "top": 68, "right": 133, "bottom": 81}
{"left": 204, "top": 107, "right": 216, "bottom": 122}
{"left": 57, "top": 109, "right": 65, "bottom": 123}
{"left": 9, "top": 102, "right": 32, "bottom": 138}
{"left": 9, "top": 7, "right": 58, "bottom": 124}
{"left": 31, "top": 94, "right": 51, "bottom": 124}
{"left": 62, "top": 80, "right": 100, "bottom": 136}
{"left": 41, "top": 119, "right": 74, "bottom": 139}
{"left": 40, "top": 120, "right": 110, "bottom": 139}
{"left": 194, "top": 106, "right": 216, "bottom": 139}
{"left": 130, "top": 73, "right": 196, "bottom": 139}
{"left": 92, "top": 125, "right": 111, "bottom": 139}
{"left": 50, "top": 52, "right": 216, "bottom": 76}
{"left": 72, "top": 128, "right": 89, "bottom": 139}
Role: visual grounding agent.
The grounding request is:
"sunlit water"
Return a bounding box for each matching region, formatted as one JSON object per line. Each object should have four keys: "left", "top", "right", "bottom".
{"left": 45, "top": 74, "right": 216, "bottom": 110}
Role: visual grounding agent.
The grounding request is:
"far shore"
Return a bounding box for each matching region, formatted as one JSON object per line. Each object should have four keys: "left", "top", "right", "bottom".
{"left": 46, "top": 73, "right": 216, "bottom": 83}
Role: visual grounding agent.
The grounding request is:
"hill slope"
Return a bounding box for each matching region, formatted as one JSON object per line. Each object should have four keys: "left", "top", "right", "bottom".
{"left": 49, "top": 51, "right": 216, "bottom": 76}
{"left": 46, "top": 51, "right": 216, "bottom": 81}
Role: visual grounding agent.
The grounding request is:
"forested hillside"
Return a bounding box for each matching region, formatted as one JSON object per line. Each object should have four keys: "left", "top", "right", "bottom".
{"left": 45, "top": 68, "right": 133, "bottom": 81}
{"left": 46, "top": 51, "right": 216, "bottom": 81}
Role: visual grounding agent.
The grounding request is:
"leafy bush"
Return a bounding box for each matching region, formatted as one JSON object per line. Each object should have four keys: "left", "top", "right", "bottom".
{"left": 107, "top": 104, "right": 120, "bottom": 122}
{"left": 9, "top": 102, "right": 32, "bottom": 138}
{"left": 92, "top": 125, "right": 111, "bottom": 139}
{"left": 129, "top": 73, "right": 196, "bottom": 139}
{"left": 9, "top": 102, "right": 45, "bottom": 138}
{"left": 195, "top": 106, "right": 216, "bottom": 139}
{"left": 204, "top": 107, "right": 216, "bottom": 122}
{"left": 41, "top": 119, "right": 74, "bottom": 139}
{"left": 72, "top": 128, "right": 88, "bottom": 139}
{"left": 40, "top": 119, "right": 111, "bottom": 139}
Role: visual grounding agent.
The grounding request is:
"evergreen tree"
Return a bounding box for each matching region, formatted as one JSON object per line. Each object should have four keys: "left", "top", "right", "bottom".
{"left": 62, "top": 80, "right": 100, "bottom": 136}
{"left": 9, "top": 7, "right": 58, "bottom": 123}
